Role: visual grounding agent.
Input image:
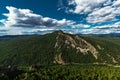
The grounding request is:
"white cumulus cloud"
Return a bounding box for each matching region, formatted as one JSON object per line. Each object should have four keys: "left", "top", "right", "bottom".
{"left": 67, "top": 0, "right": 108, "bottom": 14}
{"left": 66, "top": 0, "right": 120, "bottom": 24}
{"left": 80, "top": 21, "right": 120, "bottom": 34}
{"left": 0, "top": 6, "right": 73, "bottom": 28}
{"left": 71, "top": 24, "right": 90, "bottom": 28}
{"left": 86, "top": 6, "right": 116, "bottom": 23}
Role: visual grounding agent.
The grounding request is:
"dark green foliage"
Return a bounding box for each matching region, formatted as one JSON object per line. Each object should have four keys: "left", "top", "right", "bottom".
{"left": 1, "top": 65, "right": 120, "bottom": 80}
{"left": 0, "top": 33, "right": 57, "bottom": 66}
{"left": 84, "top": 37, "right": 120, "bottom": 64}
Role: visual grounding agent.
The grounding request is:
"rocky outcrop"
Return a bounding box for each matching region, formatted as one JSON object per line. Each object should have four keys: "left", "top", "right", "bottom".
{"left": 54, "top": 31, "right": 99, "bottom": 64}
{"left": 54, "top": 53, "right": 65, "bottom": 65}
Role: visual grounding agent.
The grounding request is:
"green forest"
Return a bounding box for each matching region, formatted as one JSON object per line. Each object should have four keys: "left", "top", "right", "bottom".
{"left": 0, "top": 31, "right": 119, "bottom": 79}
{"left": 0, "top": 65, "right": 120, "bottom": 80}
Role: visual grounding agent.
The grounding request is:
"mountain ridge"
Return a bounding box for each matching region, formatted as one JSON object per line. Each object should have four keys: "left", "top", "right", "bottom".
{"left": 0, "top": 30, "right": 120, "bottom": 66}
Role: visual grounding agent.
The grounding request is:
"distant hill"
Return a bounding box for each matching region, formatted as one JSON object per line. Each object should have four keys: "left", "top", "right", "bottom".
{"left": 80, "top": 33, "right": 120, "bottom": 37}
{"left": 0, "top": 30, "right": 120, "bottom": 66}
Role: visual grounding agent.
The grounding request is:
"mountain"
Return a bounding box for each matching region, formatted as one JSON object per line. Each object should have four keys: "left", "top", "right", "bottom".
{"left": 0, "top": 30, "right": 120, "bottom": 66}
{"left": 80, "top": 33, "right": 120, "bottom": 37}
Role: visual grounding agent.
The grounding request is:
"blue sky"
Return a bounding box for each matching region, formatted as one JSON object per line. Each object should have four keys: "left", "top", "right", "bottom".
{"left": 0, "top": 0, "right": 120, "bottom": 35}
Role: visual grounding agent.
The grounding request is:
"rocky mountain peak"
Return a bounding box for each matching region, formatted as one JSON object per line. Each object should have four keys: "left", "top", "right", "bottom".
{"left": 54, "top": 30, "right": 99, "bottom": 64}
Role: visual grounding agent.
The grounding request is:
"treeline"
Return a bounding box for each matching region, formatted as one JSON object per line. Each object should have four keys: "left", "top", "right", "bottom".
{"left": 0, "top": 65, "right": 120, "bottom": 80}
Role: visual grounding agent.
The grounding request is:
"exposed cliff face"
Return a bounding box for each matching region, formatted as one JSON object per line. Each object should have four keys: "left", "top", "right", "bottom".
{"left": 54, "top": 31, "right": 99, "bottom": 64}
